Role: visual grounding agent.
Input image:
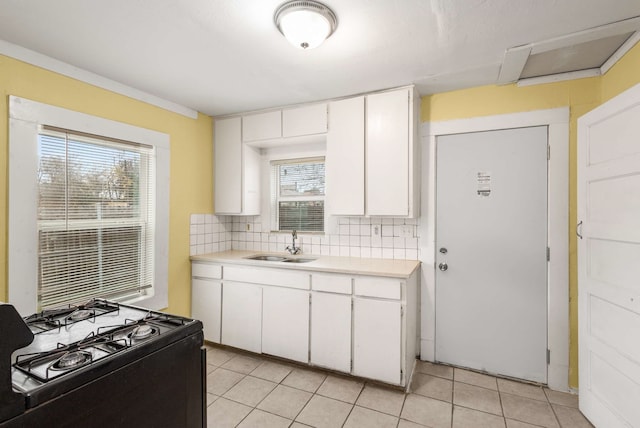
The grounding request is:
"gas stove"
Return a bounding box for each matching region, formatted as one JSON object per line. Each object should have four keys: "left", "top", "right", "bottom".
{"left": 1, "top": 299, "right": 206, "bottom": 428}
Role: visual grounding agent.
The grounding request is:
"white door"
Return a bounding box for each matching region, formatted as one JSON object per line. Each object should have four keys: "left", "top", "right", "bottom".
{"left": 262, "top": 287, "right": 309, "bottom": 363}
{"left": 435, "top": 126, "right": 548, "bottom": 383}
{"left": 310, "top": 292, "right": 351, "bottom": 372}
{"left": 191, "top": 278, "right": 222, "bottom": 343}
{"left": 221, "top": 282, "right": 262, "bottom": 353}
{"left": 578, "top": 84, "right": 640, "bottom": 428}
{"left": 366, "top": 89, "right": 409, "bottom": 216}
{"left": 353, "top": 298, "right": 402, "bottom": 384}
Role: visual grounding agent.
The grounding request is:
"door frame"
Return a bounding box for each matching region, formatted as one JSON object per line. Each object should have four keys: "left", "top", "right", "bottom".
{"left": 419, "top": 107, "right": 570, "bottom": 391}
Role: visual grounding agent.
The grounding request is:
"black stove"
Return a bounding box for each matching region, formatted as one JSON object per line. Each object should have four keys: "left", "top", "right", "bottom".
{"left": 23, "top": 299, "right": 120, "bottom": 335}
{"left": 1, "top": 299, "right": 206, "bottom": 428}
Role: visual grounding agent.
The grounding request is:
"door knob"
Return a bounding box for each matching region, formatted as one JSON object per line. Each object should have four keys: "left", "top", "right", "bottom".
{"left": 438, "top": 262, "right": 448, "bottom": 272}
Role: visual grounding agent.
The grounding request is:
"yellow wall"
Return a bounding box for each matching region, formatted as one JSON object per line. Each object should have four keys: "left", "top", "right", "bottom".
{"left": 0, "top": 55, "right": 213, "bottom": 317}
{"left": 421, "top": 41, "right": 640, "bottom": 389}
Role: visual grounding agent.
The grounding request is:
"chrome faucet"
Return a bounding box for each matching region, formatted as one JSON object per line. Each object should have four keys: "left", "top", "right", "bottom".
{"left": 286, "top": 230, "right": 302, "bottom": 255}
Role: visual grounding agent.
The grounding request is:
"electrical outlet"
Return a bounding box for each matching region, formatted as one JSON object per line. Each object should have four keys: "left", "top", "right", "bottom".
{"left": 399, "top": 225, "right": 414, "bottom": 238}
{"left": 373, "top": 225, "right": 380, "bottom": 236}
{"left": 246, "top": 223, "right": 251, "bottom": 231}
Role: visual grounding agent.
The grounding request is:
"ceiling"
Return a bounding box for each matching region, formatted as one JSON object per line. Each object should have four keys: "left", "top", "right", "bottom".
{"left": 1, "top": 0, "right": 640, "bottom": 117}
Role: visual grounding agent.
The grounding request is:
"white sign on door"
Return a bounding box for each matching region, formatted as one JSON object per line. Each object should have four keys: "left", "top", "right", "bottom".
{"left": 477, "top": 171, "right": 491, "bottom": 197}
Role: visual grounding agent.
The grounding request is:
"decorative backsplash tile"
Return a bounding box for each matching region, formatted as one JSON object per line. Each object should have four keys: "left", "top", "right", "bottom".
{"left": 190, "top": 214, "right": 420, "bottom": 260}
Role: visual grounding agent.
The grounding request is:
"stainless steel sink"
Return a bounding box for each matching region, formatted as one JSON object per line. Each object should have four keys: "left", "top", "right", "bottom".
{"left": 245, "top": 255, "right": 288, "bottom": 262}
{"left": 244, "top": 254, "right": 316, "bottom": 263}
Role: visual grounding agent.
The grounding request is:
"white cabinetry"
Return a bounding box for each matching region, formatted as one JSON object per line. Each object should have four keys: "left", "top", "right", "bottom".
{"left": 311, "top": 291, "right": 351, "bottom": 372}
{"left": 242, "top": 110, "right": 282, "bottom": 142}
{"left": 325, "top": 87, "right": 419, "bottom": 218}
{"left": 366, "top": 89, "right": 412, "bottom": 216}
{"left": 191, "top": 262, "right": 222, "bottom": 343}
{"left": 353, "top": 298, "right": 402, "bottom": 384}
{"left": 283, "top": 103, "right": 327, "bottom": 137}
{"left": 262, "top": 287, "right": 309, "bottom": 363}
{"left": 214, "top": 117, "right": 260, "bottom": 215}
{"left": 221, "top": 281, "right": 262, "bottom": 353}
{"left": 326, "top": 96, "right": 365, "bottom": 216}
{"left": 191, "top": 258, "right": 419, "bottom": 388}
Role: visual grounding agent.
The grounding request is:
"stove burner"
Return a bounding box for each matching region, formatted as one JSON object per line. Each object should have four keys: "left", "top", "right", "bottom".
{"left": 52, "top": 351, "right": 92, "bottom": 370}
{"left": 130, "top": 324, "right": 155, "bottom": 340}
{"left": 69, "top": 309, "right": 93, "bottom": 321}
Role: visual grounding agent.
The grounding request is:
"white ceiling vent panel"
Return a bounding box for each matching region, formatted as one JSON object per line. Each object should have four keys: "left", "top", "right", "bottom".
{"left": 498, "top": 16, "right": 640, "bottom": 86}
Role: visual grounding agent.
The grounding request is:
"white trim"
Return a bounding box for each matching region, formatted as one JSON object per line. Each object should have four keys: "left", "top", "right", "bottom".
{"left": 517, "top": 69, "right": 601, "bottom": 87}
{"left": 420, "top": 107, "right": 570, "bottom": 391}
{"left": 600, "top": 31, "right": 640, "bottom": 74}
{"left": 8, "top": 96, "right": 170, "bottom": 314}
{"left": 0, "top": 39, "right": 198, "bottom": 119}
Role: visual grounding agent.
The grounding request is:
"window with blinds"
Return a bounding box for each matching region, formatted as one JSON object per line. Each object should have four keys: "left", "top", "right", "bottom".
{"left": 271, "top": 158, "right": 325, "bottom": 232}
{"left": 37, "top": 127, "right": 155, "bottom": 309}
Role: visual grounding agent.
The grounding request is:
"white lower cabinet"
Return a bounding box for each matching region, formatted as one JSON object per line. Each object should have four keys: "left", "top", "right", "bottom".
{"left": 192, "top": 260, "right": 418, "bottom": 388}
{"left": 191, "top": 278, "right": 222, "bottom": 343}
{"left": 353, "top": 298, "right": 402, "bottom": 385}
{"left": 262, "top": 287, "right": 309, "bottom": 363}
{"left": 310, "top": 292, "right": 351, "bottom": 372}
{"left": 221, "top": 281, "right": 262, "bottom": 353}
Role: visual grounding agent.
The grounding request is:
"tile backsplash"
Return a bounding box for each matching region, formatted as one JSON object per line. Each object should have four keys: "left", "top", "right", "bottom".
{"left": 190, "top": 214, "right": 419, "bottom": 260}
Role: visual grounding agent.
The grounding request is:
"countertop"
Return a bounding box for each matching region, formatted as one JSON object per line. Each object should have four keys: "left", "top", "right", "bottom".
{"left": 190, "top": 250, "right": 420, "bottom": 278}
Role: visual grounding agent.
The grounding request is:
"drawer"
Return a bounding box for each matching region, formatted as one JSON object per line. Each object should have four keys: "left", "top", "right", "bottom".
{"left": 224, "top": 266, "right": 310, "bottom": 290}
{"left": 192, "top": 262, "right": 222, "bottom": 279}
{"left": 312, "top": 273, "right": 351, "bottom": 294}
{"left": 354, "top": 276, "right": 402, "bottom": 300}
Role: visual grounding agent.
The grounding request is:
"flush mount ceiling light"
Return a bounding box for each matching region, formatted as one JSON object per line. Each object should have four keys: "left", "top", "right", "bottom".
{"left": 274, "top": 0, "right": 337, "bottom": 50}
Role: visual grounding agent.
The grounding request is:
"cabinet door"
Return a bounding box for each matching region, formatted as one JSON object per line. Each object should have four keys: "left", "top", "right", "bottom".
{"left": 353, "top": 298, "right": 402, "bottom": 384}
{"left": 326, "top": 96, "right": 365, "bottom": 215}
{"left": 366, "top": 89, "right": 409, "bottom": 216}
{"left": 310, "top": 292, "right": 351, "bottom": 372}
{"left": 221, "top": 282, "right": 262, "bottom": 353}
{"left": 242, "top": 144, "right": 261, "bottom": 215}
{"left": 282, "top": 104, "right": 327, "bottom": 137}
{"left": 262, "top": 287, "right": 309, "bottom": 363}
{"left": 242, "top": 110, "right": 282, "bottom": 142}
{"left": 191, "top": 278, "right": 222, "bottom": 343}
{"left": 214, "top": 117, "right": 242, "bottom": 214}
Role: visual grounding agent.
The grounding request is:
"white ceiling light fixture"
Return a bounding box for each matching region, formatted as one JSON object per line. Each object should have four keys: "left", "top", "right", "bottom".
{"left": 274, "top": 0, "right": 338, "bottom": 50}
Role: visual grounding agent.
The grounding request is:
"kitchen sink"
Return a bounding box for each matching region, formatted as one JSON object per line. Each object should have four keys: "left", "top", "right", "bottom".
{"left": 244, "top": 254, "right": 316, "bottom": 263}
{"left": 245, "top": 255, "right": 288, "bottom": 262}
{"left": 282, "top": 258, "right": 316, "bottom": 263}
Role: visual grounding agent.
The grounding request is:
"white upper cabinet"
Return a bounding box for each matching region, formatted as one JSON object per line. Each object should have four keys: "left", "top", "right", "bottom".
{"left": 214, "top": 117, "right": 260, "bottom": 215}
{"left": 214, "top": 117, "right": 242, "bottom": 214}
{"left": 283, "top": 103, "right": 327, "bottom": 137}
{"left": 326, "top": 96, "right": 365, "bottom": 216}
{"left": 366, "top": 88, "right": 414, "bottom": 216}
{"left": 326, "top": 87, "right": 419, "bottom": 218}
{"left": 242, "top": 110, "right": 282, "bottom": 142}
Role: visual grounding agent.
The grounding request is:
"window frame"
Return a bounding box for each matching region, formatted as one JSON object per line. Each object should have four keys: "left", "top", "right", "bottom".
{"left": 36, "top": 128, "right": 155, "bottom": 309}
{"left": 8, "top": 96, "right": 170, "bottom": 315}
{"left": 270, "top": 157, "right": 325, "bottom": 233}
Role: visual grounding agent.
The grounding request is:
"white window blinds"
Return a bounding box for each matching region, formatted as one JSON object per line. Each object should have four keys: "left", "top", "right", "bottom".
{"left": 271, "top": 158, "right": 325, "bottom": 232}
{"left": 37, "top": 127, "right": 155, "bottom": 309}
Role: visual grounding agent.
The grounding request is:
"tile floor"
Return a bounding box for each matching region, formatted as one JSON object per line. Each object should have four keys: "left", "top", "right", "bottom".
{"left": 204, "top": 344, "right": 594, "bottom": 428}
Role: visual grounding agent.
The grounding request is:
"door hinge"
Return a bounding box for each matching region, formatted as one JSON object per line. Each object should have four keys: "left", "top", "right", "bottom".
{"left": 547, "top": 349, "right": 551, "bottom": 364}
{"left": 547, "top": 145, "right": 551, "bottom": 160}
{"left": 546, "top": 247, "right": 550, "bottom": 261}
